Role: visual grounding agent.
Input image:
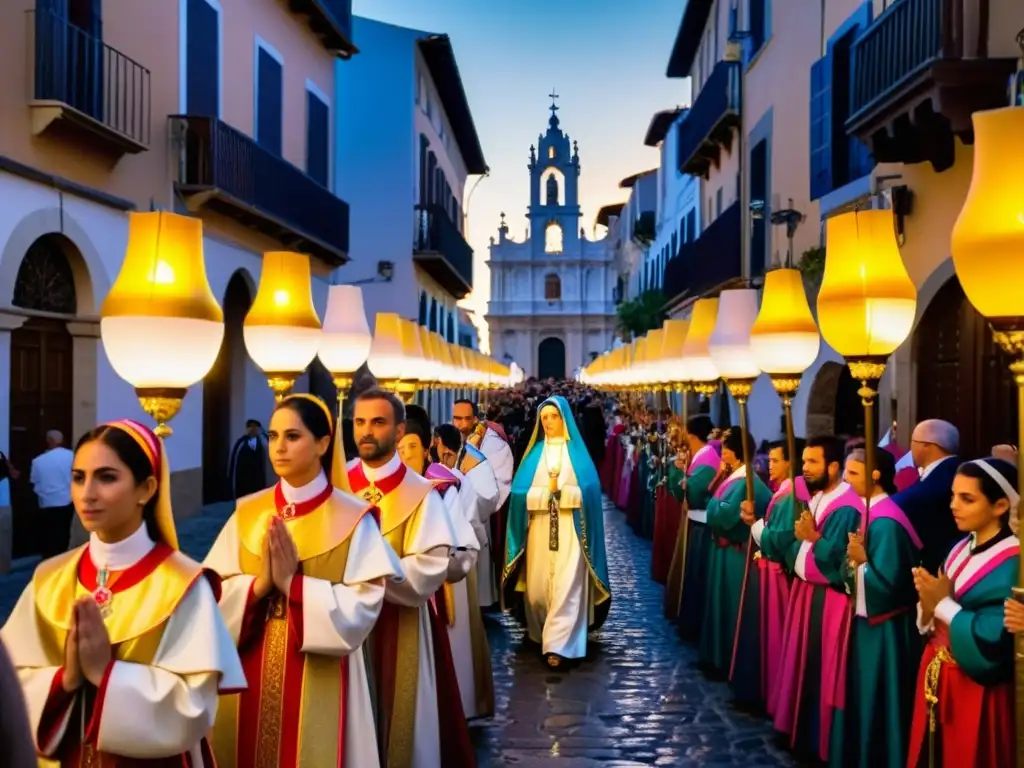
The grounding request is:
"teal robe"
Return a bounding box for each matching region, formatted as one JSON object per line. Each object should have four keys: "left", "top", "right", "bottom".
{"left": 698, "top": 470, "right": 772, "bottom": 675}
{"left": 831, "top": 513, "right": 923, "bottom": 768}
{"left": 675, "top": 460, "right": 719, "bottom": 641}
{"left": 759, "top": 488, "right": 800, "bottom": 570}
{"left": 502, "top": 396, "right": 611, "bottom": 630}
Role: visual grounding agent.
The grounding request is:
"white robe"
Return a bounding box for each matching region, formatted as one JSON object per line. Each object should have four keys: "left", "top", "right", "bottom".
{"left": 474, "top": 429, "right": 512, "bottom": 606}
{"left": 204, "top": 473, "right": 401, "bottom": 768}
{"left": 352, "top": 453, "right": 455, "bottom": 768}
{"left": 461, "top": 460, "right": 500, "bottom": 605}
{"left": 523, "top": 440, "right": 590, "bottom": 659}
{"left": 2, "top": 525, "right": 246, "bottom": 765}
{"left": 438, "top": 470, "right": 485, "bottom": 718}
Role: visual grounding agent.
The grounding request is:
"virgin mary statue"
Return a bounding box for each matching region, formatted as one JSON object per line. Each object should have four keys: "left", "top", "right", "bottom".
{"left": 502, "top": 395, "right": 611, "bottom": 668}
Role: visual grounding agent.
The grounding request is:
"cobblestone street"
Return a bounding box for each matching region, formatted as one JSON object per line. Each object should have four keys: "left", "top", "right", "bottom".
{"left": 0, "top": 498, "right": 796, "bottom": 767}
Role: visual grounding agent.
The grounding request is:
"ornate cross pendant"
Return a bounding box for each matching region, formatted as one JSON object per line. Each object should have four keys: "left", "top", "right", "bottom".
{"left": 363, "top": 484, "right": 383, "bottom": 506}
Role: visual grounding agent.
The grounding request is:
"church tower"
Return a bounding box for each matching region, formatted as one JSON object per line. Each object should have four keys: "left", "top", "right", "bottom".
{"left": 528, "top": 91, "right": 581, "bottom": 258}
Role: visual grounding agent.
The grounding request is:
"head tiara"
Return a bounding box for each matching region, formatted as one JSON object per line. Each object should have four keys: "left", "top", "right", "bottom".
{"left": 280, "top": 393, "right": 334, "bottom": 433}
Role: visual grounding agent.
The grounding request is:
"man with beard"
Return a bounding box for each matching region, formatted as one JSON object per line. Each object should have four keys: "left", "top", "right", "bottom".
{"left": 453, "top": 399, "right": 514, "bottom": 607}
{"left": 347, "top": 389, "right": 456, "bottom": 768}
{"left": 772, "top": 435, "right": 862, "bottom": 761}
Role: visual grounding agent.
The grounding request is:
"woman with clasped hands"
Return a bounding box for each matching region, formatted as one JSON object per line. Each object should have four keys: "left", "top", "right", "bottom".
{"left": 0, "top": 419, "right": 245, "bottom": 766}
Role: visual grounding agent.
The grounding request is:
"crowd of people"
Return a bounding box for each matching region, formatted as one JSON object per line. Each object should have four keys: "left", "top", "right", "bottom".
{"left": 603, "top": 402, "right": 1020, "bottom": 768}
{"left": 0, "top": 375, "right": 1018, "bottom": 768}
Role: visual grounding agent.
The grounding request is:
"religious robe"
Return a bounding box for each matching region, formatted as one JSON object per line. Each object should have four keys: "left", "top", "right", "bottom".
{"left": 651, "top": 472, "right": 683, "bottom": 585}
{"left": 772, "top": 483, "right": 861, "bottom": 760}
{"left": 424, "top": 463, "right": 495, "bottom": 721}
{"left": 504, "top": 395, "right": 611, "bottom": 660}
{"left": 830, "top": 495, "right": 923, "bottom": 768}
{"left": 466, "top": 423, "right": 514, "bottom": 607}
{"left": 665, "top": 443, "right": 720, "bottom": 631}
{"left": 2, "top": 525, "right": 246, "bottom": 766}
{"left": 347, "top": 454, "right": 456, "bottom": 768}
{"left": 907, "top": 531, "right": 1017, "bottom": 768}
{"left": 751, "top": 476, "right": 809, "bottom": 715}
{"left": 206, "top": 473, "right": 399, "bottom": 768}
{"left": 696, "top": 466, "right": 771, "bottom": 679}
{"left": 457, "top": 445, "right": 501, "bottom": 609}
{"left": 229, "top": 433, "right": 270, "bottom": 499}
{"left": 615, "top": 441, "right": 634, "bottom": 510}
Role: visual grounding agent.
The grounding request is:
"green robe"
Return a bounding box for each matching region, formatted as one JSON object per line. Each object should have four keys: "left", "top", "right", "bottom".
{"left": 831, "top": 515, "right": 922, "bottom": 768}
{"left": 674, "top": 461, "right": 718, "bottom": 640}
{"left": 759, "top": 488, "right": 799, "bottom": 570}
{"left": 698, "top": 471, "right": 772, "bottom": 674}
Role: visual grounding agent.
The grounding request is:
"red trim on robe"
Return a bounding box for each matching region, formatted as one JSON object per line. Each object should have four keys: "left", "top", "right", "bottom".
{"left": 908, "top": 627, "right": 1014, "bottom": 767}
{"left": 274, "top": 483, "right": 334, "bottom": 518}
{"left": 237, "top": 581, "right": 268, "bottom": 650}
{"left": 428, "top": 596, "right": 477, "bottom": 767}
{"left": 347, "top": 462, "right": 408, "bottom": 496}
{"left": 37, "top": 667, "right": 75, "bottom": 755}
{"left": 84, "top": 660, "right": 115, "bottom": 743}
{"left": 78, "top": 542, "right": 175, "bottom": 593}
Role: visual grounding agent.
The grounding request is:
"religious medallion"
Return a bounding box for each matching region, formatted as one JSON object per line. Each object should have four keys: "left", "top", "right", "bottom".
{"left": 363, "top": 483, "right": 383, "bottom": 506}
{"left": 93, "top": 565, "right": 114, "bottom": 617}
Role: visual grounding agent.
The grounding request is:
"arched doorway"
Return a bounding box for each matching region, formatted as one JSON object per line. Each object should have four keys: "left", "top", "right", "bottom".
{"left": 9, "top": 234, "right": 78, "bottom": 557}
{"left": 202, "top": 271, "right": 252, "bottom": 504}
{"left": 537, "top": 337, "right": 566, "bottom": 380}
{"left": 804, "top": 360, "right": 875, "bottom": 439}
{"left": 914, "top": 275, "right": 1017, "bottom": 459}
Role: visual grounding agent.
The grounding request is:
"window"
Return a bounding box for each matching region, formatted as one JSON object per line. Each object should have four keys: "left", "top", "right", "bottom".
{"left": 687, "top": 209, "right": 696, "bottom": 241}
{"left": 544, "top": 222, "right": 563, "bottom": 254}
{"left": 305, "top": 82, "right": 330, "bottom": 188}
{"left": 544, "top": 274, "right": 561, "bottom": 300}
{"left": 418, "top": 134, "right": 429, "bottom": 204}
{"left": 748, "top": 0, "right": 768, "bottom": 53}
{"left": 715, "top": 188, "right": 723, "bottom": 217}
{"left": 185, "top": 0, "right": 220, "bottom": 116}
{"left": 254, "top": 39, "right": 283, "bottom": 155}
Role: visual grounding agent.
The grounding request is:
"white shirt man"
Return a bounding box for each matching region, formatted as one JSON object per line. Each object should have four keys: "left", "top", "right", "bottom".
{"left": 30, "top": 430, "right": 74, "bottom": 557}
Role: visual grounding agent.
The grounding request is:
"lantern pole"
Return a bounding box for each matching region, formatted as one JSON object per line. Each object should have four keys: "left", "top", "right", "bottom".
{"left": 771, "top": 377, "right": 802, "bottom": 508}
{"left": 848, "top": 359, "right": 887, "bottom": 546}
{"left": 726, "top": 377, "right": 757, "bottom": 678}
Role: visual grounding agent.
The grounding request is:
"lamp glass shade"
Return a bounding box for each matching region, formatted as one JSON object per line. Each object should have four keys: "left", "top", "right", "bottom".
{"left": 317, "top": 285, "right": 371, "bottom": 374}
{"left": 643, "top": 329, "right": 664, "bottom": 384}
{"left": 415, "top": 324, "right": 438, "bottom": 382}
{"left": 367, "top": 313, "right": 406, "bottom": 380}
{"left": 951, "top": 107, "right": 1024, "bottom": 319}
{"left": 100, "top": 212, "right": 224, "bottom": 389}
{"left": 681, "top": 298, "right": 721, "bottom": 382}
{"left": 244, "top": 251, "right": 321, "bottom": 374}
{"left": 750, "top": 268, "right": 820, "bottom": 375}
{"left": 710, "top": 289, "right": 761, "bottom": 380}
{"left": 660, "top": 319, "right": 690, "bottom": 382}
{"left": 631, "top": 337, "right": 647, "bottom": 387}
{"left": 819, "top": 210, "right": 917, "bottom": 358}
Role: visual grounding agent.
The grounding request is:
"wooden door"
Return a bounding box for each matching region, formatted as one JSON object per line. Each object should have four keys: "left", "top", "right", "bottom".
{"left": 914, "top": 276, "right": 1017, "bottom": 459}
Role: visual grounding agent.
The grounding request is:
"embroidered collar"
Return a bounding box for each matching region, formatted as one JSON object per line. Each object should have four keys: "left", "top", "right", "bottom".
{"left": 274, "top": 477, "right": 333, "bottom": 520}
{"left": 88, "top": 523, "right": 155, "bottom": 572}
{"left": 350, "top": 457, "right": 408, "bottom": 499}
{"left": 361, "top": 452, "right": 402, "bottom": 483}
{"left": 79, "top": 541, "right": 173, "bottom": 592}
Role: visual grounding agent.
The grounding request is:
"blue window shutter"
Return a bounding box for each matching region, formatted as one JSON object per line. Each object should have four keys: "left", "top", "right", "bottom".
{"left": 186, "top": 0, "right": 219, "bottom": 116}
{"left": 305, "top": 91, "right": 329, "bottom": 187}
{"left": 809, "top": 55, "right": 833, "bottom": 201}
{"left": 256, "top": 50, "right": 282, "bottom": 155}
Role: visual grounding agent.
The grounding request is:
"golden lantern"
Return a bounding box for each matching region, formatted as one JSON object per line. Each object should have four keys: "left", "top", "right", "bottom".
{"left": 414, "top": 324, "right": 439, "bottom": 388}
{"left": 820, "top": 208, "right": 916, "bottom": 550}
{"left": 681, "top": 298, "right": 720, "bottom": 396}
{"left": 317, "top": 284, "right": 371, "bottom": 413}
{"left": 367, "top": 314, "right": 417, "bottom": 403}
{"left": 950, "top": 105, "right": 1024, "bottom": 754}
{"left": 661, "top": 318, "right": 691, "bottom": 419}
{"left": 751, "top": 267, "right": 821, "bottom": 504}
{"left": 645, "top": 328, "right": 666, "bottom": 392}
{"left": 244, "top": 251, "right": 322, "bottom": 401}
{"left": 100, "top": 211, "right": 224, "bottom": 436}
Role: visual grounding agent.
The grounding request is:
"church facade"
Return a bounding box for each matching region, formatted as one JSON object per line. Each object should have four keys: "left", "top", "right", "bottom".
{"left": 485, "top": 99, "right": 617, "bottom": 380}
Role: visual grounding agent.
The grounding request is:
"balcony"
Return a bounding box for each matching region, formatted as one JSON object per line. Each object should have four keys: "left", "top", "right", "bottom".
{"left": 288, "top": 0, "right": 357, "bottom": 58}
{"left": 662, "top": 202, "right": 742, "bottom": 305}
{"left": 846, "top": 0, "right": 1016, "bottom": 172}
{"left": 170, "top": 116, "right": 349, "bottom": 266}
{"left": 28, "top": 9, "right": 150, "bottom": 156}
{"left": 676, "top": 60, "right": 741, "bottom": 178}
{"left": 413, "top": 205, "right": 473, "bottom": 300}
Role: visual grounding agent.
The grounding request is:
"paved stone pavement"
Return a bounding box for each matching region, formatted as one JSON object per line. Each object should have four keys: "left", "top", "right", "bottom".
{"left": 0, "top": 498, "right": 796, "bottom": 767}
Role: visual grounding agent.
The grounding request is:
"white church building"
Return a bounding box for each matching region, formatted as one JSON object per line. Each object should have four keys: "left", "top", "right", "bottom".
{"left": 485, "top": 98, "right": 617, "bottom": 380}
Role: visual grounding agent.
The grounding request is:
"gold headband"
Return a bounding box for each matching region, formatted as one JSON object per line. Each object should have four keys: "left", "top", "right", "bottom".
{"left": 278, "top": 393, "right": 352, "bottom": 494}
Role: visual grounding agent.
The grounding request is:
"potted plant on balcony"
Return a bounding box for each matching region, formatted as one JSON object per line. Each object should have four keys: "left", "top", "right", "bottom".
{"left": 616, "top": 289, "right": 666, "bottom": 342}
{"left": 798, "top": 244, "right": 826, "bottom": 295}
{"left": 631, "top": 211, "right": 655, "bottom": 246}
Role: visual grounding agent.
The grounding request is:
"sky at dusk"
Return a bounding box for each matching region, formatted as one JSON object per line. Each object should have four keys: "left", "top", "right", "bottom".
{"left": 351, "top": 0, "right": 692, "bottom": 350}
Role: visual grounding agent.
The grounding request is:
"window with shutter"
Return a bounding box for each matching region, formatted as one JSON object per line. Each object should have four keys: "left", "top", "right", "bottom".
{"left": 426, "top": 152, "right": 437, "bottom": 206}
{"left": 749, "top": 0, "right": 767, "bottom": 52}
{"left": 418, "top": 135, "right": 429, "bottom": 204}
{"left": 687, "top": 209, "right": 696, "bottom": 243}
{"left": 305, "top": 88, "right": 330, "bottom": 187}
{"left": 186, "top": 0, "right": 220, "bottom": 116}
{"left": 808, "top": 56, "right": 832, "bottom": 201}
{"left": 255, "top": 46, "right": 283, "bottom": 156}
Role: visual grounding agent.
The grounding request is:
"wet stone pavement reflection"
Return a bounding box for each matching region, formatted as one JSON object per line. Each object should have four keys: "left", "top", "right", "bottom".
{"left": 471, "top": 497, "right": 796, "bottom": 767}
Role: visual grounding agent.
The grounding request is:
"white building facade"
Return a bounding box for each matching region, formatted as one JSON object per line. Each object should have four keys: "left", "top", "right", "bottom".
{"left": 334, "top": 18, "right": 486, "bottom": 354}
{"left": 485, "top": 102, "right": 617, "bottom": 380}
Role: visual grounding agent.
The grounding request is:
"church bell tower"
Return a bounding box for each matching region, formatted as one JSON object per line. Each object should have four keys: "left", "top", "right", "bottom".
{"left": 528, "top": 91, "right": 581, "bottom": 257}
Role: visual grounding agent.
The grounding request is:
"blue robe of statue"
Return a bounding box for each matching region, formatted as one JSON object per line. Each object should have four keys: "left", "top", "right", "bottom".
{"left": 502, "top": 396, "right": 612, "bottom": 657}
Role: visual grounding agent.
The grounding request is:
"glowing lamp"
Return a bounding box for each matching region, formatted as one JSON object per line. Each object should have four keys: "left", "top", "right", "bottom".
{"left": 414, "top": 324, "right": 439, "bottom": 385}
{"left": 750, "top": 268, "right": 820, "bottom": 378}
{"left": 709, "top": 289, "right": 761, "bottom": 382}
{"left": 644, "top": 329, "right": 665, "bottom": 386}
{"left": 819, "top": 210, "right": 916, "bottom": 369}
{"left": 244, "top": 251, "right": 321, "bottom": 400}
{"left": 317, "top": 285, "right": 371, "bottom": 383}
{"left": 681, "top": 298, "right": 720, "bottom": 393}
{"left": 660, "top": 319, "right": 690, "bottom": 383}
{"left": 367, "top": 314, "right": 409, "bottom": 393}
{"left": 100, "top": 211, "right": 224, "bottom": 436}
{"left": 951, "top": 107, "right": 1024, "bottom": 326}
